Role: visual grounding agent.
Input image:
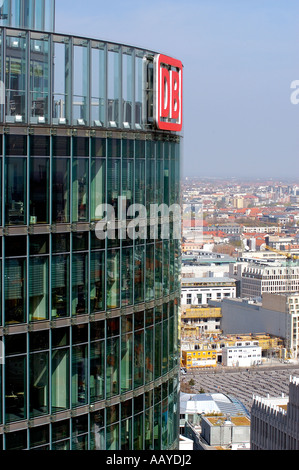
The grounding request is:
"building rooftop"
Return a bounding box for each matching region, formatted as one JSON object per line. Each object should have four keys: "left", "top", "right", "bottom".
{"left": 180, "top": 392, "right": 250, "bottom": 418}
{"left": 182, "top": 277, "right": 236, "bottom": 285}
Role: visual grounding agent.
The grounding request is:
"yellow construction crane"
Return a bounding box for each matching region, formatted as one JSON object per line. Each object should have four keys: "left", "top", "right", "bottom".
{"left": 265, "top": 246, "right": 299, "bottom": 261}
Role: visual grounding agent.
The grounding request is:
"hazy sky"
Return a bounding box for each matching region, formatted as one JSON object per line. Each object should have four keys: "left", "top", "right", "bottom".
{"left": 56, "top": 0, "right": 299, "bottom": 179}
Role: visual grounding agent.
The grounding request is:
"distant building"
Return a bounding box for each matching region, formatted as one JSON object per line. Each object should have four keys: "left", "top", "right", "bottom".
{"left": 210, "top": 293, "right": 299, "bottom": 359}
{"left": 181, "top": 349, "right": 217, "bottom": 369}
{"left": 222, "top": 344, "right": 262, "bottom": 368}
{"left": 199, "top": 415, "right": 251, "bottom": 450}
{"left": 181, "top": 277, "right": 236, "bottom": 306}
{"left": 181, "top": 306, "right": 222, "bottom": 337}
{"left": 180, "top": 392, "right": 250, "bottom": 450}
{"left": 251, "top": 376, "right": 299, "bottom": 450}
{"left": 230, "top": 261, "right": 299, "bottom": 298}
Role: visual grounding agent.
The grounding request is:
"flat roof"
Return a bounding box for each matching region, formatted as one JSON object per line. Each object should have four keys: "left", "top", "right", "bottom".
{"left": 182, "top": 277, "right": 236, "bottom": 284}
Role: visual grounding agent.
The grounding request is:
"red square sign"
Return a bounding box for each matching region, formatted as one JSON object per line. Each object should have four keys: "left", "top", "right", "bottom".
{"left": 154, "top": 54, "right": 183, "bottom": 132}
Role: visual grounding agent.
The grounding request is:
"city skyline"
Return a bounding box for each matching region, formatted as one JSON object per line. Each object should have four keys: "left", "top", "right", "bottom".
{"left": 56, "top": 0, "right": 299, "bottom": 179}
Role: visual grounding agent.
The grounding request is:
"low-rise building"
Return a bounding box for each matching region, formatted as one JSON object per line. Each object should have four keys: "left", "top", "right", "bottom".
{"left": 222, "top": 344, "right": 262, "bottom": 367}
{"left": 181, "top": 349, "right": 217, "bottom": 369}
{"left": 180, "top": 392, "right": 251, "bottom": 450}
{"left": 181, "top": 333, "right": 284, "bottom": 367}
{"left": 200, "top": 414, "right": 251, "bottom": 450}
{"left": 181, "top": 306, "right": 222, "bottom": 337}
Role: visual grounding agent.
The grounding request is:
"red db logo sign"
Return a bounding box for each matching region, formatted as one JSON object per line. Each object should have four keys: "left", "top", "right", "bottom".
{"left": 154, "top": 54, "right": 183, "bottom": 132}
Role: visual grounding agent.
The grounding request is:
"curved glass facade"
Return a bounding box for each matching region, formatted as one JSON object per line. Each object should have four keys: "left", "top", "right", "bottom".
{"left": 0, "top": 0, "right": 55, "bottom": 31}
{"left": 0, "top": 0, "right": 182, "bottom": 451}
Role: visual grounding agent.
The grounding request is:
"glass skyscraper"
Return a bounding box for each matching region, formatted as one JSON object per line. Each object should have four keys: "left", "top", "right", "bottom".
{"left": 0, "top": 0, "right": 182, "bottom": 450}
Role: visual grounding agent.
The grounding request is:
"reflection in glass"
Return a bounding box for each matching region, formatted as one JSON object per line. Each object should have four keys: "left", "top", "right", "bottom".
{"left": 30, "top": 36, "right": 49, "bottom": 123}
{"left": 90, "top": 340, "right": 105, "bottom": 402}
{"left": 5, "top": 34, "right": 26, "bottom": 120}
{"left": 73, "top": 43, "right": 88, "bottom": 125}
{"left": 121, "top": 333, "right": 132, "bottom": 393}
{"left": 72, "top": 344, "right": 88, "bottom": 407}
{"left": 29, "top": 352, "right": 49, "bottom": 417}
{"left": 107, "top": 250, "right": 120, "bottom": 309}
{"left": 5, "top": 356, "right": 26, "bottom": 423}
{"left": 121, "top": 247, "right": 133, "bottom": 306}
{"left": 90, "top": 411, "right": 105, "bottom": 450}
{"left": 51, "top": 348, "right": 70, "bottom": 412}
{"left": 106, "top": 337, "right": 119, "bottom": 399}
{"left": 122, "top": 158, "right": 134, "bottom": 214}
{"left": 72, "top": 253, "right": 88, "bottom": 316}
{"left": 108, "top": 46, "right": 120, "bottom": 127}
{"left": 52, "top": 255, "right": 70, "bottom": 318}
{"left": 122, "top": 48, "right": 133, "bottom": 128}
{"left": 5, "top": 157, "right": 26, "bottom": 225}
{"left": 107, "top": 159, "right": 120, "bottom": 215}
{"left": 91, "top": 158, "right": 106, "bottom": 221}
{"left": 90, "top": 250, "right": 105, "bottom": 313}
{"left": 5, "top": 258, "right": 26, "bottom": 324}
{"left": 29, "top": 256, "right": 49, "bottom": 321}
{"left": 30, "top": 157, "right": 49, "bottom": 224}
{"left": 52, "top": 158, "right": 70, "bottom": 223}
{"left": 134, "top": 330, "right": 144, "bottom": 389}
{"left": 91, "top": 45, "right": 106, "bottom": 126}
{"left": 72, "top": 158, "right": 88, "bottom": 222}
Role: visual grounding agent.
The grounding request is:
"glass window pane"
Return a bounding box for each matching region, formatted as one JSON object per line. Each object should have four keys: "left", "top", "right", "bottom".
{"left": 145, "top": 326, "right": 154, "bottom": 384}
{"left": 121, "top": 418, "right": 132, "bottom": 450}
{"left": 5, "top": 430, "right": 27, "bottom": 450}
{"left": 72, "top": 158, "right": 88, "bottom": 222}
{"left": 106, "top": 337, "right": 119, "bottom": 399}
{"left": 134, "top": 413, "right": 143, "bottom": 450}
{"left": 29, "top": 256, "right": 49, "bottom": 321}
{"left": 52, "top": 254, "right": 70, "bottom": 319}
{"left": 72, "top": 253, "right": 88, "bottom": 316}
{"left": 91, "top": 158, "right": 105, "bottom": 221}
{"left": 107, "top": 158, "right": 120, "bottom": 215}
{"left": 107, "top": 249, "right": 120, "bottom": 309}
{"left": 72, "top": 344, "right": 88, "bottom": 407}
{"left": 121, "top": 247, "right": 133, "bottom": 307}
{"left": 121, "top": 333, "right": 132, "bottom": 393}
{"left": 29, "top": 157, "right": 49, "bottom": 224}
{"left": 90, "top": 250, "right": 105, "bottom": 313}
{"left": 135, "top": 53, "right": 144, "bottom": 129}
{"left": 5, "top": 258, "right": 26, "bottom": 324}
{"left": 51, "top": 348, "right": 70, "bottom": 412}
{"left": 52, "top": 136, "right": 70, "bottom": 157}
{"left": 122, "top": 158, "right": 134, "bottom": 214}
{"left": 5, "top": 157, "right": 26, "bottom": 225}
{"left": 90, "top": 340, "right": 105, "bottom": 402}
{"left": 53, "top": 40, "right": 71, "bottom": 125}
{"left": 5, "top": 34, "right": 27, "bottom": 121}
{"left": 5, "top": 356, "right": 26, "bottom": 422}
{"left": 106, "top": 423, "right": 119, "bottom": 450}
{"left": 135, "top": 245, "right": 144, "bottom": 304}
{"left": 73, "top": 44, "right": 89, "bottom": 125}
{"left": 30, "top": 425, "right": 49, "bottom": 449}
{"left": 52, "top": 158, "right": 70, "bottom": 223}
{"left": 30, "top": 36, "right": 49, "bottom": 123}
{"left": 29, "top": 352, "right": 49, "bottom": 418}
{"left": 108, "top": 45, "right": 120, "bottom": 127}
{"left": 91, "top": 45, "right": 106, "bottom": 126}
{"left": 134, "top": 330, "right": 144, "bottom": 389}
{"left": 90, "top": 411, "right": 105, "bottom": 450}
{"left": 122, "top": 48, "right": 133, "bottom": 128}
